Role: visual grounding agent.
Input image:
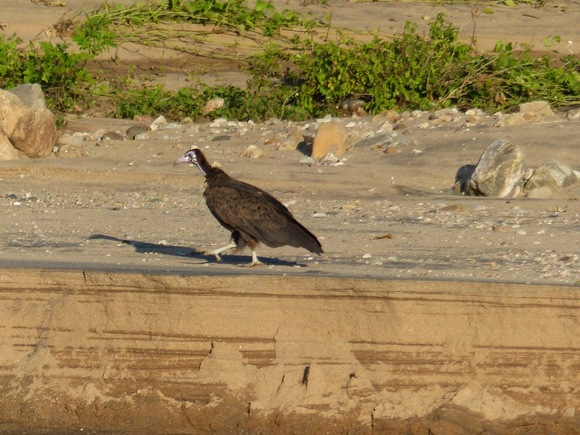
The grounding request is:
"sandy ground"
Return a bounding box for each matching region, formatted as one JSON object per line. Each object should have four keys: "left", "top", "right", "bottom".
{"left": 0, "top": 1, "right": 579, "bottom": 433}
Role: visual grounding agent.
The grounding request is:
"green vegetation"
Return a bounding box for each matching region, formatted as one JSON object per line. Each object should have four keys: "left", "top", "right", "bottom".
{"left": 0, "top": 35, "right": 94, "bottom": 111}
{"left": 0, "top": 0, "right": 578, "bottom": 123}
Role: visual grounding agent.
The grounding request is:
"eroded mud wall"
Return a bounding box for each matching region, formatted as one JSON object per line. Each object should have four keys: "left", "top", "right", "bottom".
{"left": 0, "top": 270, "right": 578, "bottom": 433}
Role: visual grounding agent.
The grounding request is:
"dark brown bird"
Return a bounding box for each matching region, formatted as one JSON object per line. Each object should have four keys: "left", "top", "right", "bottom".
{"left": 174, "top": 148, "right": 324, "bottom": 266}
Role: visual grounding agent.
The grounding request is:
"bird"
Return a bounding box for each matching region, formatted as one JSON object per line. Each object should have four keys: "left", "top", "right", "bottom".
{"left": 174, "top": 148, "right": 324, "bottom": 266}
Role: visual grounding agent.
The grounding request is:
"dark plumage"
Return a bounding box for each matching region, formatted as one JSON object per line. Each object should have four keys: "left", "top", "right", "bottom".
{"left": 174, "top": 148, "right": 324, "bottom": 266}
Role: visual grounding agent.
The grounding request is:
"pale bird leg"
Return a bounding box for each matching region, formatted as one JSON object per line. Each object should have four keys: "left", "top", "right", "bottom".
{"left": 243, "top": 250, "right": 264, "bottom": 267}
{"left": 205, "top": 242, "right": 237, "bottom": 262}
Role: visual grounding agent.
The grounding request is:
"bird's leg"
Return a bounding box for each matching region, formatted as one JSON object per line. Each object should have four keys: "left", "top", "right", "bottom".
{"left": 205, "top": 242, "right": 237, "bottom": 262}
{"left": 244, "top": 249, "right": 264, "bottom": 267}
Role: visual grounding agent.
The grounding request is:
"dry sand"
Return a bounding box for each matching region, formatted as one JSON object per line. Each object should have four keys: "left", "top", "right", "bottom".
{"left": 0, "top": 1, "right": 579, "bottom": 433}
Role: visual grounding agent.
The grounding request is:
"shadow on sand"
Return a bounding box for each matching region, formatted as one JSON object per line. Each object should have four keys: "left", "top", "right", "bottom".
{"left": 88, "top": 234, "right": 304, "bottom": 267}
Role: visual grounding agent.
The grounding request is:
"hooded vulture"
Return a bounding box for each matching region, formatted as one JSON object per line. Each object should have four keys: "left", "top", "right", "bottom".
{"left": 174, "top": 148, "right": 324, "bottom": 266}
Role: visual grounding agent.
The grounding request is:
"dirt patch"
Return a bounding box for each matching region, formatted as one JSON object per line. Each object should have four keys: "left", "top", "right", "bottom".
{"left": 0, "top": 270, "right": 578, "bottom": 433}
{"left": 0, "top": 1, "right": 579, "bottom": 433}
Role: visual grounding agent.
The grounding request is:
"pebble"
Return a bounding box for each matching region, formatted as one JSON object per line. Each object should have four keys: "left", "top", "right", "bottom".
{"left": 26, "top": 103, "right": 576, "bottom": 286}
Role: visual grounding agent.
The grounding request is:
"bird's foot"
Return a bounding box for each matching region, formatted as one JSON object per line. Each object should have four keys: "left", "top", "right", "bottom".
{"left": 204, "top": 251, "right": 223, "bottom": 262}
{"left": 239, "top": 259, "right": 265, "bottom": 267}
{"left": 240, "top": 251, "right": 264, "bottom": 267}
{"left": 204, "top": 243, "right": 237, "bottom": 263}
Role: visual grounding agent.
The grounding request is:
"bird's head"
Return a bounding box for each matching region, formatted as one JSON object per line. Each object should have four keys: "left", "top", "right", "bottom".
{"left": 174, "top": 148, "right": 210, "bottom": 176}
{"left": 174, "top": 148, "right": 201, "bottom": 166}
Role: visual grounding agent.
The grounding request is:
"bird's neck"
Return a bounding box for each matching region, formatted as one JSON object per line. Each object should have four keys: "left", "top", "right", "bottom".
{"left": 204, "top": 167, "right": 229, "bottom": 183}
{"left": 194, "top": 155, "right": 215, "bottom": 177}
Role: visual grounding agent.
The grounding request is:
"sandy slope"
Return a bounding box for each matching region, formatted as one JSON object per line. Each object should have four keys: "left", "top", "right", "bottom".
{"left": 0, "top": 1, "right": 579, "bottom": 433}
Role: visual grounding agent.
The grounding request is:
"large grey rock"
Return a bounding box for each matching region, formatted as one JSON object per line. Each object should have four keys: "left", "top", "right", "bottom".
{"left": 353, "top": 133, "right": 394, "bottom": 148}
{"left": 524, "top": 160, "right": 578, "bottom": 194}
{"left": 0, "top": 85, "right": 57, "bottom": 158}
{"left": 466, "top": 138, "right": 525, "bottom": 197}
{"left": 8, "top": 84, "right": 47, "bottom": 111}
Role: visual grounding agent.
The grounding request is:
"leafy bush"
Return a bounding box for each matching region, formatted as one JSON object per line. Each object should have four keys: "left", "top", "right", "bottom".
{"left": 0, "top": 2, "right": 578, "bottom": 122}
{"left": 252, "top": 13, "right": 580, "bottom": 117}
{"left": 0, "top": 35, "right": 94, "bottom": 111}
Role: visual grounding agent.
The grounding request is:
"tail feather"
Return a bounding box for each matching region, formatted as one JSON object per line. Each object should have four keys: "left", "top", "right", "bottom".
{"left": 278, "top": 219, "right": 324, "bottom": 255}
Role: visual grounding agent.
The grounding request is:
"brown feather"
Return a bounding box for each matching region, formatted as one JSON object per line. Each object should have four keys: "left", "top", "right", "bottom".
{"left": 177, "top": 148, "right": 323, "bottom": 258}
{"left": 204, "top": 171, "right": 323, "bottom": 255}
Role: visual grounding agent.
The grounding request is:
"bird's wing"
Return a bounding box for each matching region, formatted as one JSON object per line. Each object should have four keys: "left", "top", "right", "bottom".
{"left": 205, "top": 184, "right": 288, "bottom": 229}
{"left": 205, "top": 183, "right": 320, "bottom": 252}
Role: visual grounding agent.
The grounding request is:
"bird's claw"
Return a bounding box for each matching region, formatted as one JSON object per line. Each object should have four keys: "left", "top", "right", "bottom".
{"left": 239, "top": 260, "right": 265, "bottom": 267}
{"left": 204, "top": 251, "right": 222, "bottom": 262}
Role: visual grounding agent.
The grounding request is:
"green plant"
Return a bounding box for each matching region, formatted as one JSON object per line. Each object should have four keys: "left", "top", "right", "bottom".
{"left": 260, "top": 14, "right": 478, "bottom": 116}
{"left": 2, "top": 4, "right": 578, "bottom": 123}
{"left": 0, "top": 34, "right": 24, "bottom": 88}
{"left": 110, "top": 82, "right": 207, "bottom": 120}
{"left": 246, "top": 13, "right": 579, "bottom": 117}
{"left": 71, "top": 12, "right": 116, "bottom": 56}
{"left": 0, "top": 34, "right": 95, "bottom": 111}
{"left": 73, "top": 0, "right": 318, "bottom": 54}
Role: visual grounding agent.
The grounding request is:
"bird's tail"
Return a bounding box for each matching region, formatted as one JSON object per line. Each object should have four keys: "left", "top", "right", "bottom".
{"left": 288, "top": 222, "right": 324, "bottom": 255}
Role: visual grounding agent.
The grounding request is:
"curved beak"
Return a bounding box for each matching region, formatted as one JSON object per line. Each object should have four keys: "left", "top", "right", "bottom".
{"left": 173, "top": 155, "right": 191, "bottom": 166}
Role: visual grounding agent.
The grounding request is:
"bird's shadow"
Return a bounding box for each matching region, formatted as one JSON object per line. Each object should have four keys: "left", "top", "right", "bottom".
{"left": 88, "top": 234, "right": 304, "bottom": 267}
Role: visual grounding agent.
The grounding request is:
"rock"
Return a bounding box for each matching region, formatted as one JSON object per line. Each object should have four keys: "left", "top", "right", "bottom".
{"left": 8, "top": 84, "right": 47, "bottom": 110}
{"left": 56, "top": 144, "right": 87, "bottom": 158}
{"left": 465, "top": 138, "right": 524, "bottom": 197}
{"left": 56, "top": 133, "right": 85, "bottom": 147}
{"left": 149, "top": 115, "right": 167, "bottom": 131}
{"left": 495, "top": 101, "right": 556, "bottom": 127}
{"left": 0, "top": 131, "right": 20, "bottom": 160}
{"left": 429, "top": 108, "right": 458, "bottom": 122}
{"left": 203, "top": 98, "right": 225, "bottom": 116}
{"left": 495, "top": 113, "right": 527, "bottom": 127}
{"left": 353, "top": 133, "right": 394, "bottom": 149}
{"left": 465, "top": 108, "right": 486, "bottom": 116}
{"left": 102, "top": 131, "right": 124, "bottom": 141}
{"left": 125, "top": 125, "right": 148, "bottom": 140}
{"left": 165, "top": 122, "right": 181, "bottom": 130}
{"left": 383, "top": 146, "right": 401, "bottom": 155}
{"left": 393, "top": 138, "right": 418, "bottom": 148}
{"left": 372, "top": 110, "right": 401, "bottom": 124}
{"left": 526, "top": 186, "right": 556, "bottom": 199}
{"left": 311, "top": 121, "right": 348, "bottom": 160}
{"left": 319, "top": 152, "right": 340, "bottom": 165}
{"left": 524, "top": 160, "right": 578, "bottom": 193}
{"left": 374, "top": 121, "right": 395, "bottom": 134}
{"left": 266, "top": 130, "right": 302, "bottom": 151}
{"left": 241, "top": 145, "right": 264, "bottom": 159}
{"left": 210, "top": 117, "right": 228, "bottom": 127}
{"left": 339, "top": 98, "right": 366, "bottom": 116}
{"left": 565, "top": 108, "right": 580, "bottom": 120}
{"left": 133, "top": 115, "right": 155, "bottom": 124}
{"left": 134, "top": 132, "right": 150, "bottom": 140}
{"left": 301, "top": 125, "right": 317, "bottom": 145}
{"left": 0, "top": 86, "right": 57, "bottom": 158}
{"left": 523, "top": 168, "right": 535, "bottom": 183}
{"left": 517, "top": 101, "right": 554, "bottom": 117}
